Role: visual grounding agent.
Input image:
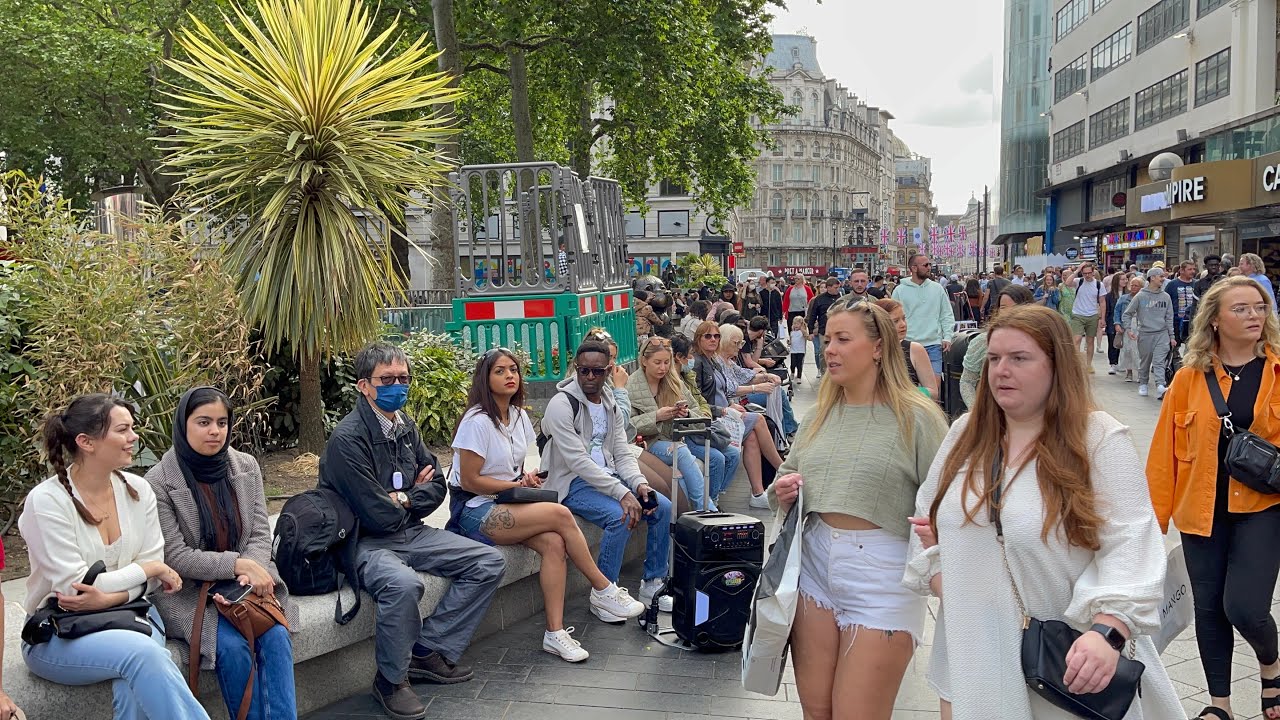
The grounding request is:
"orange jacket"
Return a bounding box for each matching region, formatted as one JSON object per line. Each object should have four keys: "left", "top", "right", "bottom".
{"left": 1148, "top": 350, "right": 1280, "bottom": 536}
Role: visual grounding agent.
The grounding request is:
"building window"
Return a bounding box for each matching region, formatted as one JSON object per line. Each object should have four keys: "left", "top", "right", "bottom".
{"left": 1195, "top": 47, "right": 1231, "bottom": 106}
{"left": 909, "top": 193, "right": 918, "bottom": 203}
{"left": 1089, "top": 174, "right": 1129, "bottom": 220}
{"left": 1093, "top": 0, "right": 1111, "bottom": 9}
{"left": 772, "top": 164, "right": 783, "bottom": 182}
{"left": 1056, "top": 0, "right": 1088, "bottom": 40}
{"left": 795, "top": 141, "right": 805, "bottom": 156}
{"left": 658, "top": 179, "right": 686, "bottom": 196}
{"left": 1054, "top": 54, "right": 1089, "bottom": 102}
{"left": 1091, "top": 24, "right": 1132, "bottom": 81}
{"left": 624, "top": 211, "right": 645, "bottom": 237}
{"left": 1089, "top": 98, "right": 1130, "bottom": 148}
{"left": 1052, "top": 120, "right": 1086, "bottom": 162}
{"left": 657, "top": 210, "right": 689, "bottom": 237}
{"left": 1197, "top": 0, "right": 1227, "bottom": 16}
{"left": 812, "top": 143, "right": 821, "bottom": 157}
{"left": 811, "top": 226, "right": 820, "bottom": 245}
{"left": 1136, "top": 0, "right": 1190, "bottom": 54}
{"left": 812, "top": 166, "right": 820, "bottom": 182}
{"left": 1134, "top": 69, "right": 1188, "bottom": 130}
{"left": 771, "top": 226, "right": 781, "bottom": 244}
{"left": 771, "top": 193, "right": 783, "bottom": 212}
{"left": 792, "top": 225, "right": 803, "bottom": 244}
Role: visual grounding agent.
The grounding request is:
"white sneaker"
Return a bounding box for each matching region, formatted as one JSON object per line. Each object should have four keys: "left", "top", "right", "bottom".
{"left": 749, "top": 492, "right": 771, "bottom": 509}
{"left": 590, "top": 584, "right": 645, "bottom": 621}
{"left": 543, "top": 628, "right": 589, "bottom": 663}
{"left": 1138, "top": 384, "right": 1149, "bottom": 397}
{"left": 795, "top": 377, "right": 802, "bottom": 385}
{"left": 1108, "top": 365, "right": 1117, "bottom": 375}
{"left": 1157, "top": 384, "right": 1168, "bottom": 399}
{"left": 639, "top": 578, "right": 675, "bottom": 613}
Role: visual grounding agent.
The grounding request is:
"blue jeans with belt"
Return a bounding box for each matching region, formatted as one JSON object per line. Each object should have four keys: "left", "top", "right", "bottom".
{"left": 215, "top": 615, "right": 297, "bottom": 719}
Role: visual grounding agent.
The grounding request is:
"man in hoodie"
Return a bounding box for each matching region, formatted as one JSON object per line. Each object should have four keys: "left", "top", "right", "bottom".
{"left": 895, "top": 254, "right": 956, "bottom": 376}
{"left": 541, "top": 340, "right": 672, "bottom": 621}
{"left": 1123, "top": 267, "right": 1176, "bottom": 399}
{"left": 320, "top": 342, "right": 506, "bottom": 720}
{"left": 760, "top": 276, "right": 785, "bottom": 336}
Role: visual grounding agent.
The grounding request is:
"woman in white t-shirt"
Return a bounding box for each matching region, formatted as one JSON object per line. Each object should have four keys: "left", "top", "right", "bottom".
{"left": 447, "top": 348, "right": 644, "bottom": 663}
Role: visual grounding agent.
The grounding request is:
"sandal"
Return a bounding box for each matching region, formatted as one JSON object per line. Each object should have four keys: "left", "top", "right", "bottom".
{"left": 1195, "top": 707, "right": 1231, "bottom": 720}
{"left": 1263, "top": 674, "right": 1280, "bottom": 718}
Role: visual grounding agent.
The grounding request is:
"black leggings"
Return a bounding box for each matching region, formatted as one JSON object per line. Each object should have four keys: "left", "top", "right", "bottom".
{"left": 790, "top": 352, "right": 805, "bottom": 378}
{"left": 1182, "top": 506, "right": 1280, "bottom": 697}
{"left": 1106, "top": 327, "right": 1120, "bottom": 366}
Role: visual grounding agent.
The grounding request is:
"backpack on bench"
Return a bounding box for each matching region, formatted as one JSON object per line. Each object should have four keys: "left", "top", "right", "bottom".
{"left": 272, "top": 486, "right": 362, "bottom": 624}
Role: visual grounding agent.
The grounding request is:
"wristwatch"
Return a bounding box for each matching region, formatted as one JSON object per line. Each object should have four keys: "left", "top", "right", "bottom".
{"left": 1090, "top": 623, "right": 1126, "bottom": 651}
{"left": 394, "top": 491, "right": 410, "bottom": 508}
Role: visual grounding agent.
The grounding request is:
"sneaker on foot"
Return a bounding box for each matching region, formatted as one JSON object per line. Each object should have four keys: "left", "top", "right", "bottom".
{"left": 639, "top": 578, "right": 675, "bottom": 612}
{"left": 1157, "top": 384, "right": 1168, "bottom": 399}
{"left": 749, "top": 492, "right": 771, "bottom": 509}
{"left": 1125, "top": 374, "right": 1133, "bottom": 383}
{"left": 372, "top": 674, "right": 427, "bottom": 720}
{"left": 1108, "top": 365, "right": 1117, "bottom": 375}
{"left": 1086, "top": 365, "right": 1096, "bottom": 374}
{"left": 543, "top": 628, "right": 589, "bottom": 663}
{"left": 590, "top": 584, "right": 645, "bottom": 621}
{"left": 407, "top": 651, "right": 473, "bottom": 684}
{"left": 1138, "top": 384, "right": 1149, "bottom": 397}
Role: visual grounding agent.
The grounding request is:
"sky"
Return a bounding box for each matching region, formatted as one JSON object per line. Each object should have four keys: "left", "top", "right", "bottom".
{"left": 770, "top": 0, "right": 1005, "bottom": 216}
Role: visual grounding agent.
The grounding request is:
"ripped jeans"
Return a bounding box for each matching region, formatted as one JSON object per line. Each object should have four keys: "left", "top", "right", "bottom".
{"left": 797, "top": 515, "right": 924, "bottom": 642}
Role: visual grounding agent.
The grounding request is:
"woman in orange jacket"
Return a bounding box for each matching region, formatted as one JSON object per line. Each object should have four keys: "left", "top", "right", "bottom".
{"left": 1149, "top": 276, "right": 1280, "bottom": 720}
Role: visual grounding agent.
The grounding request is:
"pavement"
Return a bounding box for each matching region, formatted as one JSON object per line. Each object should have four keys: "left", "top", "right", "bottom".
{"left": 305, "top": 346, "right": 1273, "bottom": 720}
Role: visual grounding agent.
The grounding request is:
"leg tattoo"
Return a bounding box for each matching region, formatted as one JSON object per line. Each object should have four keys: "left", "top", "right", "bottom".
{"left": 482, "top": 507, "right": 516, "bottom": 535}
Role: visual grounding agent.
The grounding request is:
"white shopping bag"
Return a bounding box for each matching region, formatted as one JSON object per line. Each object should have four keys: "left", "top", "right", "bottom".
{"left": 741, "top": 488, "right": 803, "bottom": 696}
{"left": 1153, "top": 543, "right": 1192, "bottom": 653}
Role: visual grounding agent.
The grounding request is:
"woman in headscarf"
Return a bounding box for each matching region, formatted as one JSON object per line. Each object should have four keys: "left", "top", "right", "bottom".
{"left": 145, "top": 387, "right": 299, "bottom": 720}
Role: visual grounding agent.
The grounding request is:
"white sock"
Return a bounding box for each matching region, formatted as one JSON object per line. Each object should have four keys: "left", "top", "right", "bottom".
{"left": 593, "top": 583, "right": 616, "bottom": 595}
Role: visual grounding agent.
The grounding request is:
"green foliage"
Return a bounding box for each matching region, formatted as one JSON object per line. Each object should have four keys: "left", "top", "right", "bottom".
{"left": 675, "top": 254, "right": 730, "bottom": 289}
{"left": 402, "top": 334, "right": 473, "bottom": 447}
{"left": 256, "top": 348, "right": 361, "bottom": 449}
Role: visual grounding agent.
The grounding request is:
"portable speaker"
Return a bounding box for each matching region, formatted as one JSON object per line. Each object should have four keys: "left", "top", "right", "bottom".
{"left": 670, "top": 512, "right": 765, "bottom": 651}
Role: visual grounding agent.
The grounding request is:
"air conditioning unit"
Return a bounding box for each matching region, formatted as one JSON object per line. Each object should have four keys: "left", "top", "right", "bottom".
{"left": 1076, "top": 165, "right": 1086, "bottom": 177}
{"left": 1119, "top": 150, "right": 1132, "bottom": 162}
{"left": 1177, "top": 128, "right": 1189, "bottom": 142}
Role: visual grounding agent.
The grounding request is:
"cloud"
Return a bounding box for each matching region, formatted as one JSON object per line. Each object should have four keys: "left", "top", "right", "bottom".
{"left": 956, "top": 54, "right": 995, "bottom": 95}
{"left": 907, "top": 97, "right": 993, "bottom": 128}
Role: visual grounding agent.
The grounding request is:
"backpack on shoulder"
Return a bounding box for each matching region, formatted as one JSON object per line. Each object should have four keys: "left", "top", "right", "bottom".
{"left": 536, "top": 393, "right": 582, "bottom": 454}
{"left": 272, "top": 487, "right": 362, "bottom": 624}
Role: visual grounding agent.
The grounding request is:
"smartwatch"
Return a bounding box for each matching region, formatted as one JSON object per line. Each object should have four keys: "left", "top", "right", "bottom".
{"left": 1089, "top": 623, "right": 1126, "bottom": 651}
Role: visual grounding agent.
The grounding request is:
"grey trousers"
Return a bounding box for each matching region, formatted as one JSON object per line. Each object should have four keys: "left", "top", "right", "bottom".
{"left": 356, "top": 524, "right": 506, "bottom": 682}
{"left": 1137, "top": 331, "right": 1171, "bottom": 386}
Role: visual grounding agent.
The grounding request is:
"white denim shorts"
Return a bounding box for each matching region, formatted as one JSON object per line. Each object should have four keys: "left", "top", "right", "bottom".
{"left": 798, "top": 515, "right": 925, "bottom": 642}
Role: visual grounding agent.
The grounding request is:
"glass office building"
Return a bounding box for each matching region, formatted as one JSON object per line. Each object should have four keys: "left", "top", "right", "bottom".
{"left": 998, "top": 0, "right": 1052, "bottom": 238}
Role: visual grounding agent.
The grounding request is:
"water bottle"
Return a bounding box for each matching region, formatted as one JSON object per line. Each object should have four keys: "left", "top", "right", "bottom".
{"left": 392, "top": 471, "right": 404, "bottom": 490}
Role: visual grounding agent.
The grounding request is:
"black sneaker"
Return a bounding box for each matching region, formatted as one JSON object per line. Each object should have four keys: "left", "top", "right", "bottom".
{"left": 371, "top": 673, "right": 426, "bottom": 720}
{"left": 408, "top": 651, "right": 474, "bottom": 684}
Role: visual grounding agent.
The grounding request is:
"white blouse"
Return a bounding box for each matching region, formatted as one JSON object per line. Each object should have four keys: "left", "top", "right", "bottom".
{"left": 19, "top": 472, "right": 163, "bottom": 615}
{"left": 904, "top": 412, "right": 1184, "bottom": 719}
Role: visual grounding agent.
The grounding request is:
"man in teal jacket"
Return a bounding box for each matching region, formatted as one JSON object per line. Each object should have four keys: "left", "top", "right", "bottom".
{"left": 893, "top": 254, "right": 956, "bottom": 375}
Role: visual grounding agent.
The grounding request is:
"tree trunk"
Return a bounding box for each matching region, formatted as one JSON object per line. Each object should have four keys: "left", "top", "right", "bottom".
{"left": 509, "top": 49, "right": 536, "bottom": 163}
{"left": 297, "top": 351, "right": 327, "bottom": 455}
{"left": 571, "top": 84, "right": 594, "bottom": 180}
{"left": 429, "top": 0, "right": 463, "bottom": 292}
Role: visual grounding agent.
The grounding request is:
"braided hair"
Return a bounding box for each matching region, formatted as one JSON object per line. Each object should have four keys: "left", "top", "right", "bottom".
{"left": 41, "top": 393, "right": 141, "bottom": 525}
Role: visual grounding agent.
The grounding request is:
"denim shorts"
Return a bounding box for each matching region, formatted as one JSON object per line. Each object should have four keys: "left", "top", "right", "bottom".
{"left": 455, "top": 500, "right": 496, "bottom": 545}
{"left": 798, "top": 515, "right": 925, "bottom": 642}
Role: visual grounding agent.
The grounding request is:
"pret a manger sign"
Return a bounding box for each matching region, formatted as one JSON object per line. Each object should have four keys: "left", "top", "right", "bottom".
{"left": 1165, "top": 176, "right": 1206, "bottom": 205}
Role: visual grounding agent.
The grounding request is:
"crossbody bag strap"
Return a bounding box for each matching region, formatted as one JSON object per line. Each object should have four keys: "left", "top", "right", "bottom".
{"left": 1203, "top": 369, "right": 1237, "bottom": 436}
{"left": 988, "top": 447, "right": 1030, "bottom": 627}
{"left": 189, "top": 580, "right": 214, "bottom": 693}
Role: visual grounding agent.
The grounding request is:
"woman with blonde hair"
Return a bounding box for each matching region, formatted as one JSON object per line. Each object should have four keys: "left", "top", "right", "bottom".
{"left": 1150, "top": 276, "right": 1280, "bottom": 720}
{"left": 770, "top": 300, "right": 948, "bottom": 719}
{"left": 905, "top": 305, "right": 1182, "bottom": 718}
{"left": 874, "top": 297, "right": 939, "bottom": 397}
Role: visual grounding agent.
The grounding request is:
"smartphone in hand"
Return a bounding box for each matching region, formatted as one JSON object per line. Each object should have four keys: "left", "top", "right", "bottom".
{"left": 208, "top": 579, "right": 253, "bottom": 604}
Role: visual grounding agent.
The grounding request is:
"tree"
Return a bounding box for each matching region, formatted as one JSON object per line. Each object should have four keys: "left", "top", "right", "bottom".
{"left": 160, "top": 0, "right": 462, "bottom": 453}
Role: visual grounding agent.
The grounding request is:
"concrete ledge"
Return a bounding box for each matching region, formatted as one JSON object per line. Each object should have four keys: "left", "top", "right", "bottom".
{"left": 3, "top": 509, "right": 647, "bottom": 719}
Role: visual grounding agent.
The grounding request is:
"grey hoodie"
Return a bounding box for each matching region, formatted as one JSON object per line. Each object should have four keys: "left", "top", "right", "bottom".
{"left": 539, "top": 376, "right": 644, "bottom": 502}
{"left": 1123, "top": 285, "right": 1174, "bottom": 335}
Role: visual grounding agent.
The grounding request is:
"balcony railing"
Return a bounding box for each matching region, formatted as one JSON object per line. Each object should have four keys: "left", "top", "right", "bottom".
{"left": 812, "top": 209, "right": 827, "bottom": 219}
{"left": 783, "top": 178, "right": 815, "bottom": 187}
{"left": 790, "top": 209, "right": 808, "bottom": 218}
{"left": 769, "top": 209, "right": 785, "bottom": 218}
{"left": 831, "top": 210, "right": 844, "bottom": 219}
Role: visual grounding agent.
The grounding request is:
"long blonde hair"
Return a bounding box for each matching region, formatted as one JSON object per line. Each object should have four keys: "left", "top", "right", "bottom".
{"left": 802, "top": 300, "right": 945, "bottom": 448}
{"left": 1183, "top": 276, "right": 1280, "bottom": 371}
{"left": 638, "top": 336, "right": 687, "bottom": 408}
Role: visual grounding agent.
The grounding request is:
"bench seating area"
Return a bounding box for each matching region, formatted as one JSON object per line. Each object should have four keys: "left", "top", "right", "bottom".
{"left": 2, "top": 505, "right": 647, "bottom": 719}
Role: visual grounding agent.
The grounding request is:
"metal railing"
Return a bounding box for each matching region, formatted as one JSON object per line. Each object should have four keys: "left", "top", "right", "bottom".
{"left": 402, "top": 289, "right": 456, "bottom": 306}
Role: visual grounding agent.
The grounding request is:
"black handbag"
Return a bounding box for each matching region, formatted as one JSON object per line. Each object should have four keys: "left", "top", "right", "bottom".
{"left": 22, "top": 596, "right": 154, "bottom": 645}
{"left": 494, "top": 487, "right": 558, "bottom": 504}
{"left": 1204, "top": 369, "right": 1280, "bottom": 494}
{"left": 990, "top": 449, "right": 1145, "bottom": 720}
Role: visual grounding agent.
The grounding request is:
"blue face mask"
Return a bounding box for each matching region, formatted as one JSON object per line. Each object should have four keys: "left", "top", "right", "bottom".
{"left": 684, "top": 358, "right": 695, "bottom": 371}
{"left": 373, "top": 383, "right": 409, "bottom": 412}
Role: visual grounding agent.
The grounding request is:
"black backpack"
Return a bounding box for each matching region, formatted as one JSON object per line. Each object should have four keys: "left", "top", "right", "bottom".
{"left": 272, "top": 487, "right": 362, "bottom": 624}
{"left": 536, "top": 393, "right": 581, "bottom": 454}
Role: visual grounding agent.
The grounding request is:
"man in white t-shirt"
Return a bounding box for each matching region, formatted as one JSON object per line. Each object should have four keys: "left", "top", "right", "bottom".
{"left": 540, "top": 340, "right": 672, "bottom": 620}
{"left": 1010, "top": 265, "right": 1027, "bottom": 286}
{"left": 1065, "top": 262, "right": 1108, "bottom": 373}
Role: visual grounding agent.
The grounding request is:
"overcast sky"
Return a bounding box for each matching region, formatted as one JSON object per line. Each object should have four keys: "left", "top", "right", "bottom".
{"left": 770, "top": 0, "right": 1004, "bottom": 215}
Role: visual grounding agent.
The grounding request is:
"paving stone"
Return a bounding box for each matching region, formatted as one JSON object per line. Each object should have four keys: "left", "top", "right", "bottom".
{"left": 420, "top": 696, "right": 511, "bottom": 719}
{"left": 503, "top": 701, "right": 668, "bottom": 720}
{"left": 526, "top": 664, "right": 641, "bottom": 690}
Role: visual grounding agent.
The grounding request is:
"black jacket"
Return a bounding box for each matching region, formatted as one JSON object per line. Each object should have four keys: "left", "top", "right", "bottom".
{"left": 318, "top": 398, "right": 447, "bottom": 536}
{"left": 761, "top": 288, "right": 784, "bottom": 323}
{"left": 806, "top": 291, "right": 843, "bottom": 336}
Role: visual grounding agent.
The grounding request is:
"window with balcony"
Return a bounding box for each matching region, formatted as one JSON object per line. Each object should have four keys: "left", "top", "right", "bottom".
{"left": 772, "top": 164, "right": 783, "bottom": 182}
{"left": 659, "top": 179, "right": 686, "bottom": 196}
{"left": 657, "top": 210, "right": 689, "bottom": 237}
{"left": 624, "top": 211, "right": 645, "bottom": 237}
{"left": 1054, "top": 54, "right": 1089, "bottom": 102}
{"left": 1197, "top": 0, "right": 1227, "bottom": 16}
{"left": 1136, "top": 0, "right": 1189, "bottom": 54}
{"left": 1056, "top": 0, "right": 1088, "bottom": 40}
{"left": 1091, "top": 24, "right": 1132, "bottom": 81}
{"left": 1194, "top": 47, "right": 1231, "bottom": 106}
{"left": 795, "top": 141, "right": 805, "bottom": 156}
{"left": 1134, "top": 69, "right": 1188, "bottom": 130}
{"left": 771, "top": 193, "right": 783, "bottom": 212}
{"left": 1089, "top": 98, "right": 1130, "bottom": 148}
{"left": 1052, "top": 120, "right": 1086, "bottom": 162}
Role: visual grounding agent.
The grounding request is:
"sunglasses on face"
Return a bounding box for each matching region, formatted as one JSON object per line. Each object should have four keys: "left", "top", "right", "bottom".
{"left": 702, "top": 333, "right": 721, "bottom": 340}
{"left": 576, "top": 366, "right": 609, "bottom": 378}
{"left": 368, "top": 374, "right": 412, "bottom": 385}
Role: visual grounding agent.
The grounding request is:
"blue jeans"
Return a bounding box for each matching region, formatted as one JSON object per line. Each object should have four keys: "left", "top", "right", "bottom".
{"left": 685, "top": 440, "right": 739, "bottom": 500}
{"left": 216, "top": 615, "right": 297, "bottom": 720}
{"left": 812, "top": 336, "right": 826, "bottom": 373}
{"left": 746, "top": 391, "right": 798, "bottom": 435}
{"left": 563, "top": 477, "right": 671, "bottom": 582}
{"left": 924, "top": 343, "right": 943, "bottom": 376}
{"left": 648, "top": 440, "right": 713, "bottom": 511}
{"left": 23, "top": 606, "right": 211, "bottom": 720}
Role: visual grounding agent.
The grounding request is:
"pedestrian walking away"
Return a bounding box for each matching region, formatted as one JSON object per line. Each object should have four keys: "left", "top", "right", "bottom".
{"left": 1123, "top": 267, "right": 1176, "bottom": 399}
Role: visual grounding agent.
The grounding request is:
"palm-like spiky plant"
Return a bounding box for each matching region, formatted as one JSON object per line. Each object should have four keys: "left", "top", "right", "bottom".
{"left": 159, "top": 0, "right": 462, "bottom": 452}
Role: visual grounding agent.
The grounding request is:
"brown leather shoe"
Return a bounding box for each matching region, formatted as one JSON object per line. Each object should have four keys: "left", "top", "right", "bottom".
{"left": 371, "top": 674, "right": 426, "bottom": 720}
{"left": 407, "top": 651, "right": 474, "bottom": 684}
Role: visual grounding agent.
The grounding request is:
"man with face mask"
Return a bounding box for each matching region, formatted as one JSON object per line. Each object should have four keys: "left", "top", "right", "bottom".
{"left": 320, "top": 342, "right": 506, "bottom": 720}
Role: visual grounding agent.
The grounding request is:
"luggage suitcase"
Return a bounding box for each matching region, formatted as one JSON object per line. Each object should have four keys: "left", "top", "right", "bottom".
{"left": 641, "top": 417, "right": 765, "bottom": 652}
{"left": 942, "top": 329, "right": 982, "bottom": 421}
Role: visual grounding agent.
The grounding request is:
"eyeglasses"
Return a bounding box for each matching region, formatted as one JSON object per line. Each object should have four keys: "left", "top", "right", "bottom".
{"left": 702, "top": 333, "right": 721, "bottom": 340}
{"left": 576, "top": 366, "right": 609, "bottom": 378}
{"left": 367, "top": 374, "right": 412, "bottom": 385}
{"left": 1229, "top": 303, "right": 1270, "bottom": 318}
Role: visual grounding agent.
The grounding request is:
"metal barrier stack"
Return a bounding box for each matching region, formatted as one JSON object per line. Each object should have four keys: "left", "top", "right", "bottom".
{"left": 444, "top": 163, "right": 635, "bottom": 382}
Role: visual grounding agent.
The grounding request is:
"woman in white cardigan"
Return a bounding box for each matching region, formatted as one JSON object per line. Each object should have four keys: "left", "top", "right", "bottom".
{"left": 19, "top": 394, "right": 208, "bottom": 719}
{"left": 905, "top": 305, "right": 1182, "bottom": 719}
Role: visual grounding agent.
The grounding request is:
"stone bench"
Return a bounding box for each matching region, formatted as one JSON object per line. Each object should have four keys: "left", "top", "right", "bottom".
{"left": 2, "top": 503, "right": 647, "bottom": 719}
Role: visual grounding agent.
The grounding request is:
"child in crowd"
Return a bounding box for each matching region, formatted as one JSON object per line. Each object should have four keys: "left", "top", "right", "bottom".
{"left": 789, "top": 315, "right": 807, "bottom": 385}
